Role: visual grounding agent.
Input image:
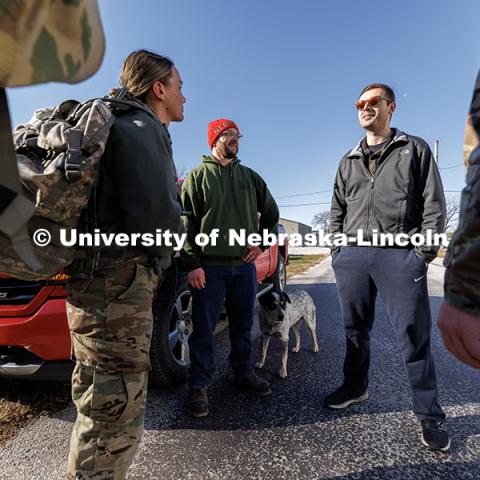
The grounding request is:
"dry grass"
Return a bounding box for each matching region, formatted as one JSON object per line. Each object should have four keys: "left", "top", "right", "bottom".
{"left": 0, "top": 380, "right": 71, "bottom": 446}
{"left": 287, "top": 254, "right": 328, "bottom": 278}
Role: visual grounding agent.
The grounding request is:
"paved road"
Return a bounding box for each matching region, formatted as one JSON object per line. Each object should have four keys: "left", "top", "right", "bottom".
{"left": 1, "top": 258, "right": 479, "bottom": 480}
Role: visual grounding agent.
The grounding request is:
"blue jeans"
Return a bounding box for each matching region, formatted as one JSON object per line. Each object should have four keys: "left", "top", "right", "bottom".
{"left": 189, "top": 263, "right": 257, "bottom": 388}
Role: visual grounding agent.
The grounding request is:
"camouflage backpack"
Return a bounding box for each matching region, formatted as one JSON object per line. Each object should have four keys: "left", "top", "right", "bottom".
{"left": 0, "top": 0, "right": 105, "bottom": 274}
{"left": 0, "top": 95, "right": 137, "bottom": 280}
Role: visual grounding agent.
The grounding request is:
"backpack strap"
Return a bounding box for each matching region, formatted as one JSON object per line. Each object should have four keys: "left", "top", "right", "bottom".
{"left": 64, "top": 96, "right": 140, "bottom": 183}
{"left": 64, "top": 128, "right": 84, "bottom": 182}
{"left": 103, "top": 97, "right": 159, "bottom": 120}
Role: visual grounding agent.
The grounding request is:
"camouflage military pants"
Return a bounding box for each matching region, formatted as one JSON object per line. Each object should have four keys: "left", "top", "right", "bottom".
{"left": 65, "top": 261, "right": 158, "bottom": 480}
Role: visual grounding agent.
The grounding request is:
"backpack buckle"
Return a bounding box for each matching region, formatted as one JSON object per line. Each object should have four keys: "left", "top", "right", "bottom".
{"left": 65, "top": 129, "right": 84, "bottom": 182}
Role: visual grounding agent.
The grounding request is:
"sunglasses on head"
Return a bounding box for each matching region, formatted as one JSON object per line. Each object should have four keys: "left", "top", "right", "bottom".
{"left": 355, "top": 95, "right": 392, "bottom": 110}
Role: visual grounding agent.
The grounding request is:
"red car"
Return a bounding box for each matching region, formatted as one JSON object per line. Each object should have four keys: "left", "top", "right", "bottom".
{"left": 0, "top": 230, "right": 288, "bottom": 387}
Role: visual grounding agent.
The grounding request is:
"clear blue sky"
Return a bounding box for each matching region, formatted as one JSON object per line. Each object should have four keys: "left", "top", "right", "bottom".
{"left": 7, "top": 0, "right": 479, "bottom": 227}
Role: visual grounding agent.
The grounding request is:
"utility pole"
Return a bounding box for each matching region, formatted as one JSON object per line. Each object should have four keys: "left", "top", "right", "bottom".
{"left": 434, "top": 139, "right": 439, "bottom": 164}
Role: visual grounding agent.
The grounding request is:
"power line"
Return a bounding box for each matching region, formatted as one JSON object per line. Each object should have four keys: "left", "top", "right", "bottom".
{"left": 279, "top": 190, "right": 463, "bottom": 207}
{"left": 439, "top": 163, "right": 464, "bottom": 170}
{"left": 277, "top": 187, "right": 462, "bottom": 202}
{"left": 279, "top": 201, "right": 331, "bottom": 207}
{"left": 275, "top": 189, "right": 332, "bottom": 199}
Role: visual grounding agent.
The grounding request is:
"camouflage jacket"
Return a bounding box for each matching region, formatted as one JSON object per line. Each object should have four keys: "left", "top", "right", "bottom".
{"left": 444, "top": 70, "right": 480, "bottom": 316}
{"left": 0, "top": 0, "right": 104, "bottom": 87}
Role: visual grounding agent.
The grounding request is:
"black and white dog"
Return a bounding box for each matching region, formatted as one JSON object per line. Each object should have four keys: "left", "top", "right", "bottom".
{"left": 255, "top": 290, "right": 318, "bottom": 378}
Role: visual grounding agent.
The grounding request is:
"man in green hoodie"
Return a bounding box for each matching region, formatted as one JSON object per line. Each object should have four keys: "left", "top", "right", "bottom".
{"left": 181, "top": 118, "right": 279, "bottom": 417}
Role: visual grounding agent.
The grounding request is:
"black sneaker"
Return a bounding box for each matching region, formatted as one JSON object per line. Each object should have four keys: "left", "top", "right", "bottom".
{"left": 324, "top": 385, "right": 369, "bottom": 410}
{"left": 421, "top": 419, "right": 451, "bottom": 452}
{"left": 187, "top": 388, "right": 209, "bottom": 417}
{"left": 235, "top": 372, "right": 272, "bottom": 396}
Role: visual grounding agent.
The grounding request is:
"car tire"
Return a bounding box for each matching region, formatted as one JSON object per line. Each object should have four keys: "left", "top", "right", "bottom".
{"left": 149, "top": 270, "right": 192, "bottom": 387}
{"left": 272, "top": 253, "right": 287, "bottom": 293}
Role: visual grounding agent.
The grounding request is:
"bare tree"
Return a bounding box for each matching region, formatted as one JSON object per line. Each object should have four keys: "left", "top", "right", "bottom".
{"left": 176, "top": 165, "right": 189, "bottom": 180}
{"left": 312, "top": 210, "right": 330, "bottom": 232}
{"left": 445, "top": 197, "right": 461, "bottom": 232}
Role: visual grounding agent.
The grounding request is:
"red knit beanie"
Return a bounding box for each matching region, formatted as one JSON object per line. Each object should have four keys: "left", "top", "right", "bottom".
{"left": 208, "top": 118, "right": 240, "bottom": 149}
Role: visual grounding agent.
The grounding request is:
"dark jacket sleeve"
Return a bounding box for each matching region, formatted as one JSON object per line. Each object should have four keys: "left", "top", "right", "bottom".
{"left": 254, "top": 172, "right": 279, "bottom": 250}
{"left": 107, "top": 117, "right": 182, "bottom": 257}
{"left": 445, "top": 71, "right": 480, "bottom": 315}
{"left": 330, "top": 158, "right": 347, "bottom": 256}
{"left": 415, "top": 143, "right": 446, "bottom": 263}
{"left": 180, "top": 170, "right": 203, "bottom": 272}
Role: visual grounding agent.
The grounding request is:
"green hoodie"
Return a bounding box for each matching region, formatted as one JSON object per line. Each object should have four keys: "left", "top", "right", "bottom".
{"left": 181, "top": 155, "right": 279, "bottom": 271}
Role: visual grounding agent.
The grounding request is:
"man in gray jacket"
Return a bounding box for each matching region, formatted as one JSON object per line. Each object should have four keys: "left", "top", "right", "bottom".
{"left": 326, "top": 83, "right": 449, "bottom": 451}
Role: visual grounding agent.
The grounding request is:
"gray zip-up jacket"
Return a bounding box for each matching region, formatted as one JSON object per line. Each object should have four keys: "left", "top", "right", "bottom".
{"left": 330, "top": 129, "right": 446, "bottom": 262}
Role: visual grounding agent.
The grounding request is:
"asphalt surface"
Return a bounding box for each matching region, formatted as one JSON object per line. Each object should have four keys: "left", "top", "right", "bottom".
{"left": 1, "top": 258, "right": 479, "bottom": 480}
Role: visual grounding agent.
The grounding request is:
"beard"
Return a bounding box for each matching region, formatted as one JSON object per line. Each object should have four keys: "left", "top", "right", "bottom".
{"left": 218, "top": 141, "right": 238, "bottom": 159}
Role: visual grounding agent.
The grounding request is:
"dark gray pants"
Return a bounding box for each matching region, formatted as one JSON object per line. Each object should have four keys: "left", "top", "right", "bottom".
{"left": 332, "top": 246, "right": 445, "bottom": 421}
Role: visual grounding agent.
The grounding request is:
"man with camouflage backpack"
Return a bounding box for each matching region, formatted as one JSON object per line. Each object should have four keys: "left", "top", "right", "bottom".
{"left": 65, "top": 50, "right": 185, "bottom": 480}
